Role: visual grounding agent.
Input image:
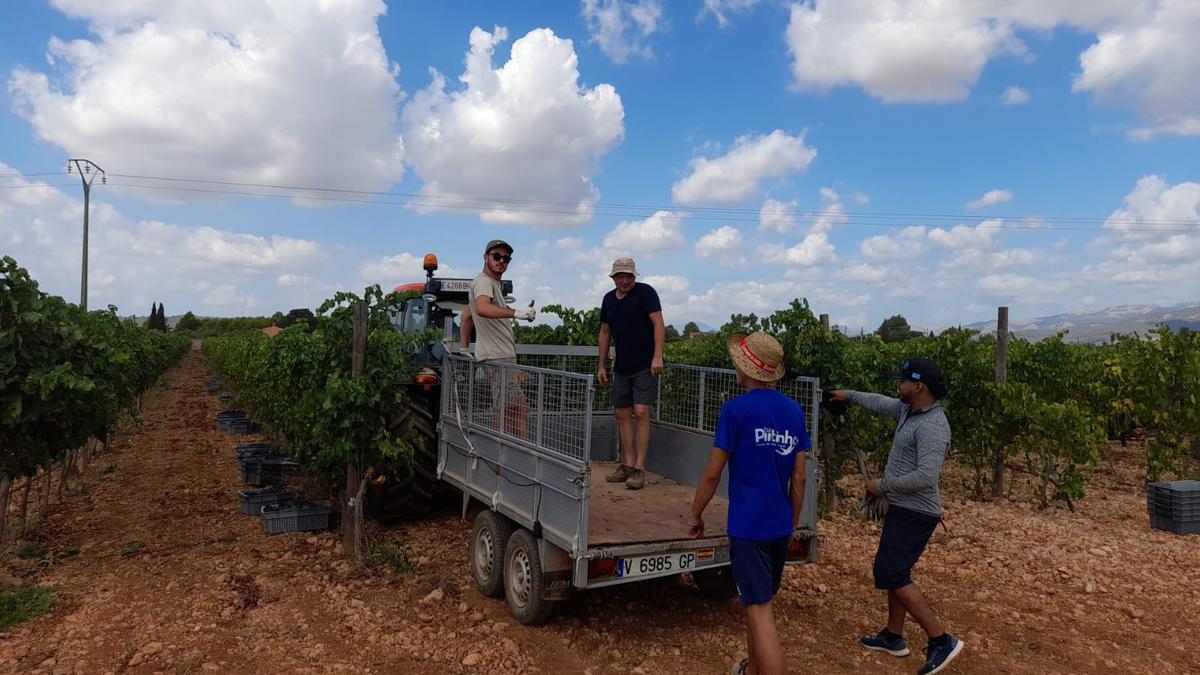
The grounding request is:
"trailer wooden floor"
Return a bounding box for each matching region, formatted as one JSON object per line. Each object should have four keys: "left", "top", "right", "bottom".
{"left": 587, "top": 461, "right": 728, "bottom": 546}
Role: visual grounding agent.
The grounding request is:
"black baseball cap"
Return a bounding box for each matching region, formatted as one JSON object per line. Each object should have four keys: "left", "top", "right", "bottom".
{"left": 885, "top": 357, "right": 948, "bottom": 398}
{"left": 484, "top": 239, "right": 513, "bottom": 254}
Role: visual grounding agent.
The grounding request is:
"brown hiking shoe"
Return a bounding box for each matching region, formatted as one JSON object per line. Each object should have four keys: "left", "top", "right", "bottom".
{"left": 606, "top": 464, "right": 634, "bottom": 483}
{"left": 625, "top": 469, "right": 645, "bottom": 490}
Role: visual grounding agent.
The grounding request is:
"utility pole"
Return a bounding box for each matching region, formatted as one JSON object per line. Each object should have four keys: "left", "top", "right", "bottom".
{"left": 67, "top": 159, "right": 105, "bottom": 310}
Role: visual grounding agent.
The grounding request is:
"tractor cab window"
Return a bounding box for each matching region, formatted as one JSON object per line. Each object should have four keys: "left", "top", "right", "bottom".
{"left": 401, "top": 298, "right": 429, "bottom": 333}
{"left": 387, "top": 306, "right": 405, "bottom": 331}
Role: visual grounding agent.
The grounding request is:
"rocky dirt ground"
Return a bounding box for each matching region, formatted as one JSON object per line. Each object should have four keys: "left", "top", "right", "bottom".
{"left": 1, "top": 348, "right": 1198, "bottom": 674}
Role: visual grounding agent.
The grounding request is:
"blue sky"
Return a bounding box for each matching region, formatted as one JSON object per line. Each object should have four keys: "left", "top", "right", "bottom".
{"left": 1, "top": 1, "right": 1198, "bottom": 332}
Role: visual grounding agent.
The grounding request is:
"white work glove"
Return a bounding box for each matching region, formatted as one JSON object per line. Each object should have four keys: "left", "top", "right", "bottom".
{"left": 513, "top": 307, "right": 536, "bottom": 321}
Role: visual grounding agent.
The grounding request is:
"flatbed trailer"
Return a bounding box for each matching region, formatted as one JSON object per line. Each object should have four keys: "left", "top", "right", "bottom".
{"left": 438, "top": 346, "right": 821, "bottom": 624}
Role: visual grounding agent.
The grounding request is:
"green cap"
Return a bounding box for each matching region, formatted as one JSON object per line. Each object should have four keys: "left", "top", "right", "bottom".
{"left": 485, "top": 239, "right": 513, "bottom": 254}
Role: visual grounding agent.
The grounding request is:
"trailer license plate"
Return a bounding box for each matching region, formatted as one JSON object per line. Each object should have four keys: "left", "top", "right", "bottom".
{"left": 617, "top": 550, "right": 707, "bottom": 578}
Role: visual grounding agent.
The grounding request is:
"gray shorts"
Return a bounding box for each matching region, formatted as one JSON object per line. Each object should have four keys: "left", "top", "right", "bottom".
{"left": 612, "top": 368, "right": 658, "bottom": 408}
{"left": 483, "top": 357, "right": 526, "bottom": 409}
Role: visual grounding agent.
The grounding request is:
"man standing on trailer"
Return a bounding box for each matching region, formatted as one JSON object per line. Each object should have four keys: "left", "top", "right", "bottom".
{"left": 467, "top": 240, "right": 536, "bottom": 437}
{"left": 597, "top": 257, "right": 665, "bottom": 490}
{"left": 688, "top": 332, "right": 809, "bottom": 675}
{"left": 828, "top": 357, "right": 964, "bottom": 675}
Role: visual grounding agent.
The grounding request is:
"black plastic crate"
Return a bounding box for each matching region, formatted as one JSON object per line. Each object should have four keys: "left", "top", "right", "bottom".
{"left": 235, "top": 442, "right": 277, "bottom": 460}
{"left": 227, "top": 419, "right": 263, "bottom": 435}
{"left": 217, "top": 410, "right": 247, "bottom": 431}
{"left": 238, "top": 453, "right": 284, "bottom": 472}
{"left": 243, "top": 457, "right": 300, "bottom": 486}
{"left": 1148, "top": 504, "right": 1200, "bottom": 522}
{"left": 261, "top": 500, "right": 332, "bottom": 534}
{"left": 238, "top": 488, "right": 293, "bottom": 515}
{"left": 1147, "top": 480, "right": 1200, "bottom": 500}
{"left": 1150, "top": 512, "right": 1200, "bottom": 535}
{"left": 1147, "top": 493, "right": 1200, "bottom": 510}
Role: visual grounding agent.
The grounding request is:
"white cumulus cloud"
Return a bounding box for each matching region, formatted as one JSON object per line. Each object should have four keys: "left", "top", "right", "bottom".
{"left": 1002, "top": 85, "right": 1030, "bottom": 105}
{"left": 582, "top": 0, "right": 663, "bottom": 63}
{"left": 359, "top": 252, "right": 463, "bottom": 285}
{"left": 928, "top": 220, "right": 1000, "bottom": 250}
{"left": 760, "top": 232, "right": 836, "bottom": 267}
{"left": 785, "top": 0, "right": 1019, "bottom": 103}
{"left": 966, "top": 188, "right": 1014, "bottom": 210}
{"left": 400, "top": 26, "right": 625, "bottom": 228}
{"left": 694, "top": 225, "right": 743, "bottom": 258}
{"left": 1074, "top": 0, "right": 1200, "bottom": 140}
{"left": 783, "top": 0, "right": 1200, "bottom": 144}
{"left": 603, "top": 210, "right": 686, "bottom": 253}
{"left": 1104, "top": 174, "right": 1200, "bottom": 240}
{"left": 759, "top": 198, "right": 799, "bottom": 233}
{"left": 10, "top": 1, "right": 406, "bottom": 194}
{"left": 672, "top": 130, "right": 816, "bottom": 206}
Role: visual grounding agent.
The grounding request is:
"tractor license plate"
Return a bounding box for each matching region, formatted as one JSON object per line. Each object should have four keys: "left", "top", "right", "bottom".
{"left": 616, "top": 550, "right": 708, "bottom": 578}
{"left": 440, "top": 279, "right": 472, "bottom": 291}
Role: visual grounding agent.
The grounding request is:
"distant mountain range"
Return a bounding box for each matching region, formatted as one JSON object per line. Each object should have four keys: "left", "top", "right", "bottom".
{"left": 963, "top": 302, "right": 1200, "bottom": 343}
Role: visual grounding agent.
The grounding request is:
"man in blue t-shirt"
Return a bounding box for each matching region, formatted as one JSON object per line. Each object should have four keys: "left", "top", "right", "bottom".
{"left": 597, "top": 257, "right": 665, "bottom": 490}
{"left": 689, "top": 332, "right": 810, "bottom": 675}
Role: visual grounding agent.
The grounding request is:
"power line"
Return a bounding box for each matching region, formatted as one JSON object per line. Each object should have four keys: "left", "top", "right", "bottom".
{"left": 0, "top": 183, "right": 76, "bottom": 189}
{"left": 104, "top": 180, "right": 1200, "bottom": 233}
{"left": 3, "top": 167, "right": 1198, "bottom": 232}
{"left": 103, "top": 171, "right": 1200, "bottom": 227}
{"left": 0, "top": 171, "right": 69, "bottom": 178}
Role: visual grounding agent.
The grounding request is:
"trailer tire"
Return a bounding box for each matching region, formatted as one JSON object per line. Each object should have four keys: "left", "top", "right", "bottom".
{"left": 471, "top": 510, "right": 511, "bottom": 598}
{"left": 504, "top": 528, "right": 556, "bottom": 625}
{"left": 694, "top": 566, "right": 739, "bottom": 601}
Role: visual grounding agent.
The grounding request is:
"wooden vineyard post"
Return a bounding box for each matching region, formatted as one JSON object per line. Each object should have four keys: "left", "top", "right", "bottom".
{"left": 19, "top": 477, "right": 32, "bottom": 534}
{"left": 992, "top": 306, "right": 1009, "bottom": 498}
{"left": 818, "top": 312, "right": 836, "bottom": 512}
{"left": 0, "top": 473, "right": 10, "bottom": 542}
{"left": 40, "top": 470, "right": 51, "bottom": 514}
{"left": 342, "top": 301, "right": 367, "bottom": 559}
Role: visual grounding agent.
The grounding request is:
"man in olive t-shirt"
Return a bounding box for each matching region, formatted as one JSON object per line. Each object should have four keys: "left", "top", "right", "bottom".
{"left": 466, "top": 239, "right": 536, "bottom": 437}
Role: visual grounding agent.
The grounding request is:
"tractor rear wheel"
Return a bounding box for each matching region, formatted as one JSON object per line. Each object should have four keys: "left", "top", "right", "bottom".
{"left": 365, "top": 394, "right": 440, "bottom": 521}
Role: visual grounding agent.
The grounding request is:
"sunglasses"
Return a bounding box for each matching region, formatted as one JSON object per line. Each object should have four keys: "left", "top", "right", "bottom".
{"left": 489, "top": 252, "right": 512, "bottom": 263}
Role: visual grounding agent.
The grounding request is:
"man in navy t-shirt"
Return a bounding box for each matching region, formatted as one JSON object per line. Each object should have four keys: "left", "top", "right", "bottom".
{"left": 597, "top": 257, "right": 665, "bottom": 490}
{"left": 689, "top": 332, "right": 810, "bottom": 675}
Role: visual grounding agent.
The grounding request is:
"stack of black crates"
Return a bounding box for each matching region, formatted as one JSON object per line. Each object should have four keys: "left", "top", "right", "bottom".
{"left": 1147, "top": 480, "right": 1200, "bottom": 535}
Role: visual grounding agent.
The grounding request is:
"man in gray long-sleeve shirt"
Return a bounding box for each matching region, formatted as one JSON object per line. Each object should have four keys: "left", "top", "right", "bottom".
{"left": 830, "top": 357, "right": 964, "bottom": 675}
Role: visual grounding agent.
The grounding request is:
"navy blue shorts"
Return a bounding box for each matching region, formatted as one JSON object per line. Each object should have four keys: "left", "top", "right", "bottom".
{"left": 873, "top": 505, "right": 940, "bottom": 590}
{"left": 729, "top": 535, "right": 790, "bottom": 606}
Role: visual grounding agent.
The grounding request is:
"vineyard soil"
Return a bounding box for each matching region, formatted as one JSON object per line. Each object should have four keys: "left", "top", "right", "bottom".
{"left": 1, "top": 348, "right": 1197, "bottom": 674}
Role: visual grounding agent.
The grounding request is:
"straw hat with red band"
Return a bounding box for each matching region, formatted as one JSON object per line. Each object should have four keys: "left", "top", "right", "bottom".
{"left": 726, "top": 332, "right": 786, "bottom": 382}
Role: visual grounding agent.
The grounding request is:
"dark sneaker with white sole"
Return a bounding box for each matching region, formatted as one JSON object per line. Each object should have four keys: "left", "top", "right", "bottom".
{"left": 860, "top": 630, "right": 910, "bottom": 657}
{"left": 918, "top": 634, "right": 964, "bottom": 675}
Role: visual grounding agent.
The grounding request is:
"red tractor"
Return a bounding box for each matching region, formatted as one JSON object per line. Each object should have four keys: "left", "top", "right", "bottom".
{"left": 366, "top": 254, "right": 512, "bottom": 521}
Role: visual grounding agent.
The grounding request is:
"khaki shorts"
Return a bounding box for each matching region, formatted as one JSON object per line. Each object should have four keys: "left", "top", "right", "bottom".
{"left": 483, "top": 357, "right": 526, "bottom": 409}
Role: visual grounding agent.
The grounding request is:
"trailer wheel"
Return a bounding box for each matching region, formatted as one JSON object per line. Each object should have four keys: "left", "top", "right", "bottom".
{"left": 694, "top": 566, "right": 739, "bottom": 601}
{"left": 504, "top": 528, "right": 556, "bottom": 625}
{"left": 470, "top": 510, "right": 511, "bottom": 598}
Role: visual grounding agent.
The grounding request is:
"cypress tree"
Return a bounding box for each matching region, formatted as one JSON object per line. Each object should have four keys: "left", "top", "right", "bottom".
{"left": 158, "top": 303, "right": 167, "bottom": 330}
{"left": 146, "top": 303, "right": 157, "bottom": 329}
